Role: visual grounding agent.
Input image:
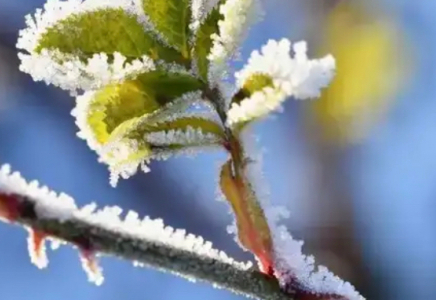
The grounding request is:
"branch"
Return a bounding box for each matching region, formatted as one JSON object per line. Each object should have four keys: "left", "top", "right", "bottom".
{"left": 0, "top": 166, "right": 292, "bottom": 300}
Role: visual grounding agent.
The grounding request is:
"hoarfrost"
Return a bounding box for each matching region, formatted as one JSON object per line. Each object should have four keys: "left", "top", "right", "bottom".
{"left": 0, "top": 164, "right": 252, "bottom": 285}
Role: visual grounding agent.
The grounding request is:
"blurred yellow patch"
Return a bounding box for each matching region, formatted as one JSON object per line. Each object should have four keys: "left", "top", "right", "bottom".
{"left": 310, "top": 2, "right": 409, "bottom": 145}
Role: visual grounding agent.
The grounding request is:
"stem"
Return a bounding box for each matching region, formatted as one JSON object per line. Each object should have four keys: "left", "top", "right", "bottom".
{"left": 205, "top": 87, "right": 274, "bottom": 274}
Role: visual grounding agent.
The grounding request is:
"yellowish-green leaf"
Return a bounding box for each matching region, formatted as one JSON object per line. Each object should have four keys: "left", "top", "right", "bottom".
{"left": 193, "top": 1, "right": 225, "bottom": 80}
{"left": 87, "top": 80, "right": 160, "bottom": 145}
{"left": 88, "top": 70, "right": 203, "bottom": 146}
{"left": 230, "top": 73, "right": 274, "bottom": 132}
{"left": 220, "top": 159, "right": 273, "bottom": 272}
{"left": 96, "top": 71, "right": 203, "bottom": 148}
{"left": 109, "top": 142, "right": 152, "bottom": 169}
{"left": 35, "top": 8, "right": 186, "bottom": 64}
{"left": 232, "top": 73, "right": 274, "bottom": 104}
{"left": 141, "top": 0, "right": 191, "bottom": 58}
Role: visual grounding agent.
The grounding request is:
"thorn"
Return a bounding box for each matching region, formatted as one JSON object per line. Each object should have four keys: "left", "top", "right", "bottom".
{"left": 27, "top": 228, "right": 48, "bottom": 269}
{"left": 79, "top": 249, "right": 104, "bottom": 286}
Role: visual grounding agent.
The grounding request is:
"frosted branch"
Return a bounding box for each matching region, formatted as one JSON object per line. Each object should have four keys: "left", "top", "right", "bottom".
{"left": 0, "top": 164, "right": 292, "bottom": 300}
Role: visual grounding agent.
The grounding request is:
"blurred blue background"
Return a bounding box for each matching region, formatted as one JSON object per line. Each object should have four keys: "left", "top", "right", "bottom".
{"left": 0, "top": 0, "right": 435, "bottom": 299}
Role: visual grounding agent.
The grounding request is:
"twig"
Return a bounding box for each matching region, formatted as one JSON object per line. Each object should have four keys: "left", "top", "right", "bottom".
{"left": 0, "top": 192, "right": 292, "bottom": 300}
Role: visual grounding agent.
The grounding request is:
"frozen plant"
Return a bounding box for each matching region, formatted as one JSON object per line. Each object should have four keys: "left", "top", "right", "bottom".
{"left": 0, "top": 0, "right": 364, "bottom": 299}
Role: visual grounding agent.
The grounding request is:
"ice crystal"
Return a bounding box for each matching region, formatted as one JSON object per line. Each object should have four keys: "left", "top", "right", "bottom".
{"left": 145, "top": 126, "right": 221, "bottom": 146}
{"left": 227, "top": 39, "right": 335, "bottom": 125}
{"left": 208, "top": 0, "right": 263, "bottom": 85}
{"left": 0, "top": 165, "right": 77, "bottom": 220}
{"left": 189, "top": 0, "right": 221, "bottom": 32}
{"left": 18, "top": 50, "right": 155, "bottom": 96}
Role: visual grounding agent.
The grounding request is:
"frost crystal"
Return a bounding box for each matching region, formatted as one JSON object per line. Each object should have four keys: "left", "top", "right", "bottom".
{"left": 16, "top": 0, "right": 156, "bottom": 95}
{"left": 190, "top": 0, "right": 221, "bottom": 32}
{"left": 145, "top": 126, "right": 221, "bottom": 146}
{"left": 227, "top": 39, "right": 336, "bottom": 125}
{"left": 0, "top": 165, "right": 77, "bottom": 220}
{"left": 241, "top": 135, "right": 364, "bottom": 300}
{"left": 18, "top": 50, "right": 155, "bottom": 96}
{"left": 208, "top": 0, "right": 263, "bottom": 85}
{"left": 0, "top": 164, "right": 252, "bottom": 285}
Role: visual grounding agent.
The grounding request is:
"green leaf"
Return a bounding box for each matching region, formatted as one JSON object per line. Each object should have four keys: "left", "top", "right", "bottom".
{"left": 121, "top": 116, "right": 225, "bottom": 148}
{"left": 193, "top": 1, "right": 225, "bottom": 80}
{"left": 141, "top": 0, "right": 192, "bottom": 58}
{"left": 35, "top": 8, "right": 186, "bottom": 64}
{"left": 232, "top": 73, "right": 274, "bottom": 104}
{"left": 136, "top": 70, "right": 204, "bottom": 106}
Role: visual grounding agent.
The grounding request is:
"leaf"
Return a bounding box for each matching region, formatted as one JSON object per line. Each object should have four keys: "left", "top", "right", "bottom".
{"left": 229, "top": 73, "right": 274, "bottom": 132}
{"left": 86, "top": 80, "right": 159, "bottom": 145}
{"left": 85, "top": 70, "right": 204, "bottom": 146}
{"left": 136, "top": 71, "right": 204, "bottom": 106}
{"left": 232, "top": 73, "right": 274, "bottom": 104}
{"left": 35, "top": 8, "right": 185, "bottom": 64}
{"left": 219, "top": 159, "right": 273, "bottom": 273}
{"left": 193, "top": 1, "right": 225, "bottom": 80}
{"left": 129, "top": 116, "right": 225, "bottom": 147}
{"left": 141, "top": 0, "right": 192, "bottom": 58}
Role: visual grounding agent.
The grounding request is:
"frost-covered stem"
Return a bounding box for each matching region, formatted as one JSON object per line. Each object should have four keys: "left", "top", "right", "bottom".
{"left": 0, "top": 193, "right": 291, "bottom": 300}
{"left": 205, "top": 86, "right": 274, "bottom": 273}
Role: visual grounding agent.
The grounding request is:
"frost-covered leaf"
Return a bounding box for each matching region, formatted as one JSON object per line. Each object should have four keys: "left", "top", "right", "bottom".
{"left": 74, "top": 70, "right": 203, "bottom": 151}
{"left": 227, "top": 39, "right": 335, "bottom": 126}
{"left": 34, "top": 8, "right": 185, "bottom": 64}
{"left": 193, "top": 0, "right": 224, "bottom": 80}
{"left": 141, "top": 0, "right": 192, "bottom": 58}
{"left": 81, "top": 80, "right": 159, "bottom": 147}
{"left": 17, "top": 3, "right": 192, "bottom": 94}
{"left": 73, "top": 72, "right": 214, "bottom": 187}
{"left": 219, "top": 159, "right": 273, "bottom": 273}
{"left": 231, "top": 73, "right": 273, "bottom": 104}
